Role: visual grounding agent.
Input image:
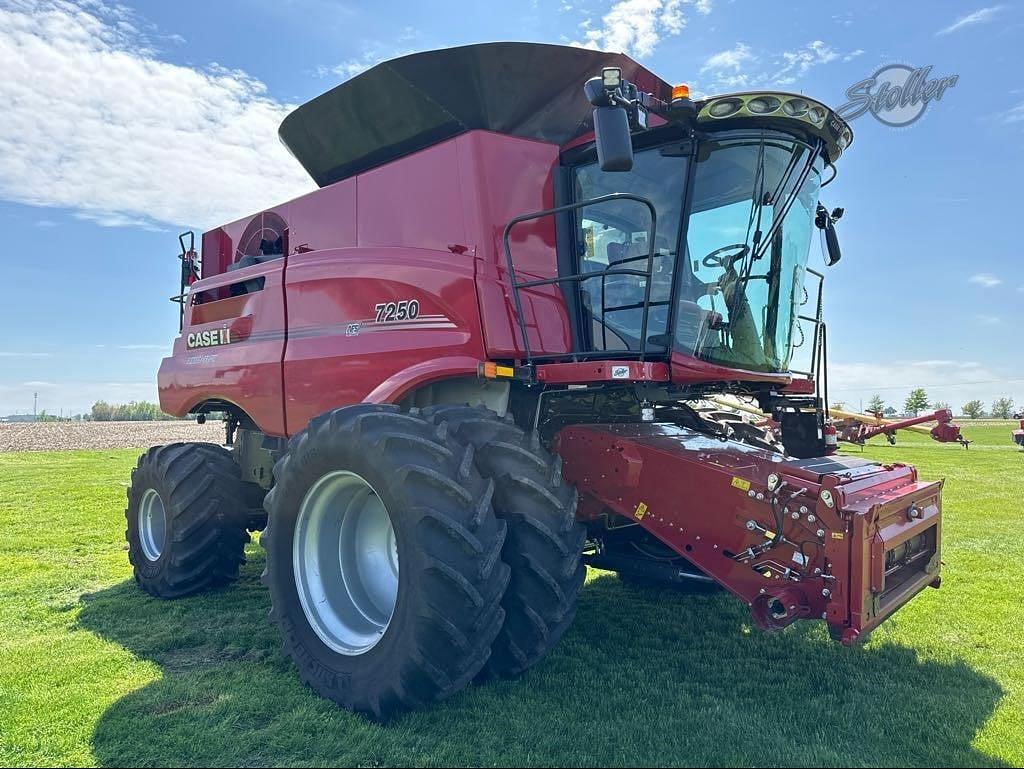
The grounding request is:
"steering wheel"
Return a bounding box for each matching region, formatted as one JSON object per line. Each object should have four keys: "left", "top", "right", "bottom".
{"left": 702, "top": 243, "right": 749, "bottom": 269}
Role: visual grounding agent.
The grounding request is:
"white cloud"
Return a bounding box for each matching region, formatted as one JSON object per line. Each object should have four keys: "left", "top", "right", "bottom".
{"left": 937, "top": 5, "right": 1003, "bottom": 36}
{"left": 968, "top": 272, "right": 1002, "bottom": 288}
{"left": 319, "top": 46, "right": 416, "bottom": 80}
{"left": 698, "top": 40, "right": 856, "bottom": 92}
{"left": 773, "top": 40, "right": 840, "bottom": 85}
{"left": 976, "top": 314, "right": 1001, "bottom": 325}
{"left": 116, "top": 344, "right": 168, "bottom": 351}
{"left": 573, "top": 0, "right": 711, "bottom": 58}
{"left": 701, "top": 42, "right": 754, "bottom": 73}
{"left": 0, "top": 351, "right": 52, "bottom": 358}
{"left": 998, "top": 102, "right": 1024, "bottom": 124}
{"left": 317, "top": 29, "right": 419, "bottom": 80}
{"left": 698, "top": 43, "right": 757, "bottom": 91}
{"left": 0, "top": 0, "right": 313, "bottom": 231}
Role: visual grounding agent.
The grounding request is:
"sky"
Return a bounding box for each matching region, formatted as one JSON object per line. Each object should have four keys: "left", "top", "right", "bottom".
{"left": 0, "top": 0, "right": 1021, "bottom": 417}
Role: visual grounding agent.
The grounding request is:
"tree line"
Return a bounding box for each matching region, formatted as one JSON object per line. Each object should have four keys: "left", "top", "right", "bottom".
{"left": 89, "top": 401, "right": 178, "bottom": 421}
{"left": 848, "top": 391, "right": 1019, "bottom": 420}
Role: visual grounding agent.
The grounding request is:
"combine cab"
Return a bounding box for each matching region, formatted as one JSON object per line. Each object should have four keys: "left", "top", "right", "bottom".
{"left": 127, "top": 43, "right": 944, "bottom": 719}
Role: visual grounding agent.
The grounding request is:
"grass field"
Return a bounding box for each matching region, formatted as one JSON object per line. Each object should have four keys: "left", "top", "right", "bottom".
{"left": 1, "top": 423, "right": 1022, "bottom": 767}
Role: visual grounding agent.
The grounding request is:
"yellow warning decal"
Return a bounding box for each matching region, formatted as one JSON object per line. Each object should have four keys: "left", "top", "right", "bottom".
{"left": 764, "top": 529, "right": 776, "bottom": 540}
{"left": 831, "top": 532, "right": 845, "bottom": 540}
{"left": 731, "top": 476, "right": 751, "bottom": 492}
{"left": 634, "top": 502, "right": 648, "bottom": 520}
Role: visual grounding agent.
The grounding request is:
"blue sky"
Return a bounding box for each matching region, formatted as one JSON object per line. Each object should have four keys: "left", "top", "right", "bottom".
{"left": 0, "top": 0, "right": 1021, "bottom": 416}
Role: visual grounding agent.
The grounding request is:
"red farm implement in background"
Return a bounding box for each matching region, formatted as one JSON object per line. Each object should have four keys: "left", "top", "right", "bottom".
{"left": 123, "top": 42, "right": 945, "bottom": 720}
{"left": 830, "top": 406, "right": 969, "bottom": 448}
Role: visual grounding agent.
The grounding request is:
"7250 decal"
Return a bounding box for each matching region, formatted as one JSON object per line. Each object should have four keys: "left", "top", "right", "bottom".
{"left": 374, "top": 299, "right": 420, "bottom": 323}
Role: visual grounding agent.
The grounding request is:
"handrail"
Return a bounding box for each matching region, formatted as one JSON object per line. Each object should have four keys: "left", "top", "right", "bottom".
{"left": 790, "top": 267, "right": 825, "bottom": 378}
{"left": 502, "top": 192, "right": 658, "bottom": 364}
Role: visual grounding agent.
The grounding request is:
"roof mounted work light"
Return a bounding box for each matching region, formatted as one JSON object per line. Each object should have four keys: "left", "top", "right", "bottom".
{"left": 602, "top": 67, "right": 622, "bottom": 89}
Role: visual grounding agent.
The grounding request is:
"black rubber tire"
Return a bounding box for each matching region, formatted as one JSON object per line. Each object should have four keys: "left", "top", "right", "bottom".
{"left": 421, "top": 404, "right": 586, "bottom": 679}
{"left": 261, "top": 404, "right": 510, "bottom": 720}
{"left": 126, "top": 442, "right": 250, "bottom": 599}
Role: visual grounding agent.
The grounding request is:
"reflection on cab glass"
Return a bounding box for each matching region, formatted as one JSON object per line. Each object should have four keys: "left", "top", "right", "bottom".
{"left": 573, "top": 132, "right": 822, "bottom": 373}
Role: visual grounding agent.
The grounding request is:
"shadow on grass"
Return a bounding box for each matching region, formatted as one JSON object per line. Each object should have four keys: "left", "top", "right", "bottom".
{"left": 78, "top": 551, "right": 1005, "bottom": 767}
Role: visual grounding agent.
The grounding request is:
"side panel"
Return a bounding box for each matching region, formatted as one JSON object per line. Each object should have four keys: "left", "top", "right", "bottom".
{"left": 285, "top": 179, "right": 357, "bottom": 253}
{"left": 357, "top": 140, "right": 467, "bottom": 250}
{"left": 282, "top": 247, "right": 486, "bottom": 434}
{"left": 158, "top": 259, "right": 288, "bottom": 436}
{"left": 458, "top": 132, "right": 572, "bottom": 358}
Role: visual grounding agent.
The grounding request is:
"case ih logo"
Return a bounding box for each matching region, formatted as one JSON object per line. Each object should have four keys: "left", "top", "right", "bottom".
{"left": 187, "top": 328, "right": 232, "bottom": 349}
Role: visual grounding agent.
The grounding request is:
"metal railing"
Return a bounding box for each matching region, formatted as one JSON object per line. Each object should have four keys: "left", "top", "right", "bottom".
{"left": 502, "top": 193, "right": 661, "bottom": 364}
{"left": 790, "top": 267, "right": 824, "bottom": 378}
{"left": 171, "top": 231, "right": 199, "bottom": 331}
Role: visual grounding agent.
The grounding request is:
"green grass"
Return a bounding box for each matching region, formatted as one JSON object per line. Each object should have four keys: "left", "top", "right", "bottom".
{"left": 1, "top": 424, "right": 1021, "bottom": 767}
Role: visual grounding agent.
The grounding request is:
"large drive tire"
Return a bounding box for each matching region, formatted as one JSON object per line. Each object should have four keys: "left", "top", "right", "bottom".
{"left": 421, "top": 405, "right": 586, "bottom": 678}
{"left": 261, "top": 404, "right": 510, "bottom": 720}
{"left": 126, "top": 442, "right": 250, "bottom": 599}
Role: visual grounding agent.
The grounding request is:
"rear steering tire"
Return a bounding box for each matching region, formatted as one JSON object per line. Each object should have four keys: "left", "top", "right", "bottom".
{"left": 421, "top": 404, "right": 586, "bottom": 679}
{"left": 125, "top": 442, "right": 250, "bottom": 599}
{"left": 261, "top": 404, "right": 510, "bottom": 720}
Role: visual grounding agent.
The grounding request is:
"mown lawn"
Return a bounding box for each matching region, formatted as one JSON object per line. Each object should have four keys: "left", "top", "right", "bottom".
{"left": 1, "top": 424, "right": 1021, "bottom": 767}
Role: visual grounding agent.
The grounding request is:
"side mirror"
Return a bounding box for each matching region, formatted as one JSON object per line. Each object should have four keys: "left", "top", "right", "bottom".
{"left": 815, "top": 204, "right": 842, "bottom": 266}
{"left": 824, "top": 224, "right": 842, "bottom": 266}
{"left": 593, "top": 105, "right": 633, "bottom": 172}
{"left": 585, "top": 72, "right": 634, "bottom": 172}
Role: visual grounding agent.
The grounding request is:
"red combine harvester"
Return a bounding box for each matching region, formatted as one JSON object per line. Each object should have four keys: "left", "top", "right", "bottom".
{"left": 1013, "top": 419, "right": 1024, "bottom": 448}
{"left": 130, "top": 43, "right": 944, "bottom": 719}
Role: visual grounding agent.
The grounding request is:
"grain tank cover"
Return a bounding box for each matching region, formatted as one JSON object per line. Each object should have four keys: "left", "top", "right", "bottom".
{"left": 279, "top": 42, "right": 668, "bottom": 187}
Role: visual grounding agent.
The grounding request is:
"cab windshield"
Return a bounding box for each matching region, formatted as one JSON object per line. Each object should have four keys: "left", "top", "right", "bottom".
{"left": 572, "top": 130, "right": 823, "bottom": 373}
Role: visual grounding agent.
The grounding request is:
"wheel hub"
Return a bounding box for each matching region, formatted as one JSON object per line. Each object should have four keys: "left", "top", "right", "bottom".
{"left": 138, "top": 488, "right": 167, "bottom": 561}
{"left": 293, "top": 471, "right": 399, "bottom": 656}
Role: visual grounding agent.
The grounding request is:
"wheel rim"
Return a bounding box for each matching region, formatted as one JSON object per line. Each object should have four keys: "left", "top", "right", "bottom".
{"left": 138, "top": 488, "right": 167, "bottom": 561}
{"left": 293, "top": 471, "right": 399, "bottom": 656}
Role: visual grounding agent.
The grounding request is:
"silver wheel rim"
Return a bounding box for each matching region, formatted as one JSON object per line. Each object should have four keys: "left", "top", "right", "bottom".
{"left": 138, "top": 488, "right": 167, "bottom": 561}
{"left": 293, "top": 471, "right": 399, "bottom": 656}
